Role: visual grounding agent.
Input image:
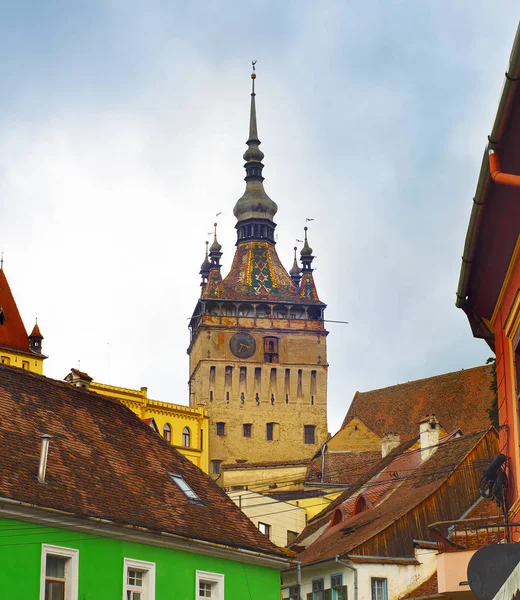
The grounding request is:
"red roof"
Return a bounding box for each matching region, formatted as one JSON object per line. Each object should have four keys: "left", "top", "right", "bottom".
{"left": 0, "top": 364, "right": 287, "bottom": 558}
{"left": 343, "top": 365, "right": 494, "bottom": 440}
{"left": 0, "top": 269, "right": 30, "bottom": 353}
{"left": 401, "top": 573, "right": 441, "bottom": 599}
{"left": 29, "top": 323, "right": 43, "bottom": 338}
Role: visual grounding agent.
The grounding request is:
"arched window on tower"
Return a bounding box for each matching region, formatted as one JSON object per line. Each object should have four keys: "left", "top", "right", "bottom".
{"left": 264, "top": 337, "right": 279, "bottom": 363}
{"left": 163, "top": 423, "right": 171, "bottom": 443}
{"left": 182, "top": 427, "right": 191, "bottom": 448}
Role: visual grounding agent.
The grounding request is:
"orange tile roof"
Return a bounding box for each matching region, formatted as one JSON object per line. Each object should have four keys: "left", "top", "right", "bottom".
{"left": 306, "top": 451, "right": 382, "bottom": 485}
{"left": 343, "top": 365, "right": 493, "bottom": 440}
{"left": 0, "top": 364, "right": 286, "bottom": 558}
{"left": 0, "top": 269, "right": 30, "bottom": 353}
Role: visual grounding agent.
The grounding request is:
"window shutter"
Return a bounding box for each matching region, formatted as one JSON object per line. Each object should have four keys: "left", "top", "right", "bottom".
{"left": 341, "top": 585, "right": 349, "bottom": 600}
{"left": 307, "top": 594, "right": 313, "bottom": 600}
{"left": 325, "top": 589, "right": 333, "bottom": 600}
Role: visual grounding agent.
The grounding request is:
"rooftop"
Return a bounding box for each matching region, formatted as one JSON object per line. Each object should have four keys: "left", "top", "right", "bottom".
{"left": 343, "top": 365, "right": 494, "bottom": 440}
{"left": 0, "top": 364, "right": 286, "bottom": 559}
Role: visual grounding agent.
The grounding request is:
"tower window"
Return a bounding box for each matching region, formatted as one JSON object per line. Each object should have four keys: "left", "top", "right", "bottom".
{"left": 304, "top": 425, "right": 316, "bottom": 444}
{"left": 225, "top": 365, "right": 232, "bottom": 387}
{"left": 211, "top": 460, "right": 222, "bottom": 475}
{"left": 209, "top": 366, "right": 216, "bottom": 385}
{"left": 209, "top": 391, "right": 213, "bottom": 401}
{"left": 216, "top": 422, "right": 226, "bottom": 436}
{"left": 163, "top": 423, "right": 171, "bottom": 443}
{"left": 266, "top": 422, "right": 274, "bottom": 441}
{"left": 264, "top": 337, "right": 279, "bottom": 363}
{"left": 182, "top": 427, "right": 191, "bottom": 448}
{"left": 243, "top": 423, "right": 252, "bottom": 438}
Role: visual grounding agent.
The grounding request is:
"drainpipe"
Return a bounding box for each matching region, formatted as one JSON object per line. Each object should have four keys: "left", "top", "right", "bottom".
{"left": 336, "top": 555, "right": 358, "bottom": 600}
{"left": 321, "top": 443, "right": 327, "bottom": 483}
{"left": 489, "top": 149, "right": 520, "bottom": 187}
{"left": 297, "top": 561, "right": 302, "bottom": 592}
{"left": 37, "top": 434, "right": 52, "bottom": 483}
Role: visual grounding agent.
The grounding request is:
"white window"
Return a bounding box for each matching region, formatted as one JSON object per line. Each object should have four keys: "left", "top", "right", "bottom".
{"left": 371, "top": 578, "right": 387, "bottom": 600}
{"left": 196, "top": 571, "right": 224, "bottom": 600}
{"left": 40, "top": 544, "right": 79, "bottom": 600}
{"left": 123, "top": 558, "right": 156, "bottom": 600}
{"left": 258, "top": 522, "right": 271, "bottom": 539}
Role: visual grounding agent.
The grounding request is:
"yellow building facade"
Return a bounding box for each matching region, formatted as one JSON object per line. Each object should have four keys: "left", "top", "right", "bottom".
{"left": 65, "top": 369, "right": 209, "bottom": 473}
{"left": 188, "top": 73, "right": 329, "bottom": 476}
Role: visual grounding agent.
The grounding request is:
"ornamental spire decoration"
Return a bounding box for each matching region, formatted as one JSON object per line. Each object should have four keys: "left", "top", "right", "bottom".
{"left": 233, "top": 62, "right": 278, "bottom": 239}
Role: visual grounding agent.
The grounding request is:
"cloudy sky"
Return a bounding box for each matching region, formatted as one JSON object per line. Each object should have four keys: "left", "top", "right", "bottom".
{"left": 1, "top": 2, "right": 517, "bottom": 433}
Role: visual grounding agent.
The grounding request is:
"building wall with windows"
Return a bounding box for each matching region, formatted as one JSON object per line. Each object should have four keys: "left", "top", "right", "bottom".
{"left": 188, "top": 322, "right": 328, "bottom": 468}
{"left": 65, "top": 369, "right": 209, "bottom": 473}
{"left": 227, "top": 490, "right": 307, "bottom": 548}
{"left": 0, "top": 517, "right": 282, "bottom": 600}
{"left": 281, "top": 549, "right": 437, "bottom": 600}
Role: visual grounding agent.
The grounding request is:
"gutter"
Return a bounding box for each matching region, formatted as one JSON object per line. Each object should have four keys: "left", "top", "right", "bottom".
{"left": 0, "top": 496, "right": 292, "bottom": 569}
{"left": 336, "top": 555, "right": 358, "bottom": 600}
{"left": 456, "top": 22, "right": 520, "bottom": 309}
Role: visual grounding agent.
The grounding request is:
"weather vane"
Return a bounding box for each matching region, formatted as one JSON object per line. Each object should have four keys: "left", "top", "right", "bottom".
{"left": 252, "top": 60, "right": 257, "bottom": 72}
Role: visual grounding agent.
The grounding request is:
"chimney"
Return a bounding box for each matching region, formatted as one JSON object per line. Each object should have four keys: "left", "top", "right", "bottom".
{"left": 37, "top": 434, "right": 52, "bottom": 483}
{"left": 420, "top": 414, "right": 439, "bottom": 462}
{"left": 381, "top": 432, "right": 400, "bottom": 457}
{"left": 64, "top": 368, "right": 93, "bottom": 390}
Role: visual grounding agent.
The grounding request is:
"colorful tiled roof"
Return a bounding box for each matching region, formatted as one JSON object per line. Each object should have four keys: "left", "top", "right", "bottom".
{"left": 0, "top": 269, "right": 30, "bottom": 353}
{"left": 343, "top": 365, "right": 494, "bottom": 440}
{"left": 294, "top": 429, "right": 497, "bottom": 565}
{"left": 202, "top": 241, "right": 322, "bottom": 304}
{"left": 0, "top": 364, "right": 287, "bottom": 558}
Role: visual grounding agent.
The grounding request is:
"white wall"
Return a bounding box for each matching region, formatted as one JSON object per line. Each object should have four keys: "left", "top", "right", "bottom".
{"left": 281, "top": 548, "right": 437, "bottom": 600}
{"left": 227, "top": 489, "right": 307, "bottom": 548}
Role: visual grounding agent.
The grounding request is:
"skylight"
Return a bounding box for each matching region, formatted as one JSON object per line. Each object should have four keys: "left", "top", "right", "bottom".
{"left": 167, "top": 472, "right": 203, "bottom": 505}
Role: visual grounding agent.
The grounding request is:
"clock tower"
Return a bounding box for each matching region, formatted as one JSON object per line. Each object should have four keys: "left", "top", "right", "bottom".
{"left": 188, "top": 70, "right": 329, "bottom": 473}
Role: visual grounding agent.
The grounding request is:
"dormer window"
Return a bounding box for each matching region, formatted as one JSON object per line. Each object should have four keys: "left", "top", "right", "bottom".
{"left": 167, "top": 472, "right": 203, "bottom": 505}
{"left": 353, "top": 494, "right": 370, "bottom": 515}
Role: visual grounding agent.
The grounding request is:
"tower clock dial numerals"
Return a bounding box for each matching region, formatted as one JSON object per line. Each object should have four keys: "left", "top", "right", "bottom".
{"left": 229, "top": 332, "right": 256, "bottom": 358}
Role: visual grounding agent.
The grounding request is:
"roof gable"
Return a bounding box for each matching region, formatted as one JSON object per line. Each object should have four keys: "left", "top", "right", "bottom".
{"left": 0, "top": 269, "right": 30, "bottom": 353}
{"left": 0, "top": 364, "right": 286, "bottom": 559}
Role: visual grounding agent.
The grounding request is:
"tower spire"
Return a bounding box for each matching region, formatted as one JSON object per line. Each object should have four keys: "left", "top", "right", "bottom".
{"left": 209, "top": 223, "right": 222, "bottom": 268}
{"left": 199, "top": 241, "right": 211, "bottom": 288}
{"left": 290, "top": 246, "right": 302, "bottom": 286}
{"left": 233, "top": 63, "right": 278, "bottom": 242}
{"left": 300, "top": 227, "right": 314, "bottom": 271}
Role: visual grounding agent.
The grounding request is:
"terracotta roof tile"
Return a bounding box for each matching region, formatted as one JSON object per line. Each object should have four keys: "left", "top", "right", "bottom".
{"left": 306, "top": 451, "right": 382, "bottom": 485}
{"left": 0, "top": 269, "right": 30, "bottom": 353}
{"left": 343, "top": 365, "right": 493, "bottom": 440}
{"left": 401, "top": 572, "right": 441, "bottom": 599}
{"left": 223, "top": 458, "right": 310, "bottom": 470}
{"left": 0, "top": 364, "right": 286, "bottom": 558}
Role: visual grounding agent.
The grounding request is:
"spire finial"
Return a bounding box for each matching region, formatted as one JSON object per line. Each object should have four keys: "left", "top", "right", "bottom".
{"left": 300, "top": 226, "right": 314, "bottom": 270}
{"left": 290, "top": 245, "right": 302, "bottom": 285}
{"left": 251, "top": 60, "right": 257, "bottom": 94}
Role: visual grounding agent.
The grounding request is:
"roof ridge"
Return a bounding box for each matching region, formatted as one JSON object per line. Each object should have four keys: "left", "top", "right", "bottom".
{"left": 355, "top": 364, "right": 491, "bottom": 397}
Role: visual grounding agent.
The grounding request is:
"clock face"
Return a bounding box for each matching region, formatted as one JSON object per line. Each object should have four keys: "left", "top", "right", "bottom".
{"left": 229, "top": 332, "right": 256, "bottom": 359}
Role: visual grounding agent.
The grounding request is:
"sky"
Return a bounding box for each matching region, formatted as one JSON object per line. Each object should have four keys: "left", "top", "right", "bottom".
{"left": 0, "top": 2, "right": 518, "bottom": 434}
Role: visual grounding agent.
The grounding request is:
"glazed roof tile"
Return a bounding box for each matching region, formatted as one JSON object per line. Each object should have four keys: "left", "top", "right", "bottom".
{"left": 202, "top": 241, "right": 323, "bottom": 304}
{"left": 343, "top": 365, "right": 493, "bottom": 440}
{"left": 0, "top": 364, "right": 286, "bottom": 558}
{"left": 0, "top": 269, "right": 30, "bottom": 353}
{"left": 295, "top": 429, "right": 495, "bottom": 565}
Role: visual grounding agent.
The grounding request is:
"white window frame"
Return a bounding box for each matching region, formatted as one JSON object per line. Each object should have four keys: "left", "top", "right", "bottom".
{"left": 123, "top": 558, "right": 156, "bottom": 600}
{"left": 196, "top": 570, "right": 224, "bottom": 600}
{"left": 40, "top": 544, "right": 79, "bottom": 600}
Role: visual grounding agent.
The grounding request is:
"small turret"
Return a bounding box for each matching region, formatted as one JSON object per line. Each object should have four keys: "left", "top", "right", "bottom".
{"left": 300, "top": 227, "right": 314, "bottom": 272}
{"left": 290, "top": 246, "right": 302, "bottom": 286}
{"left": 199, "top": 241, "right": 211, "bottom": 288}
{"left": 29, "top": 321, "right": 44, "bottom": 355}
{"left": 209, "top": 223, "right": 223, "bottom": 269}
